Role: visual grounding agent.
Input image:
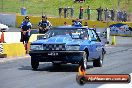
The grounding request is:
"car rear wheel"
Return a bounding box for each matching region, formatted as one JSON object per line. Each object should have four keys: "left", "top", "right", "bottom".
{"left": 31, "top": 58, "right": 39, "bottom": 70}
{"left": 79, "top": 52, "right": 88, "bottom": 70}
{"left": 93, "top": 52, "right": 104, "bottom": 67}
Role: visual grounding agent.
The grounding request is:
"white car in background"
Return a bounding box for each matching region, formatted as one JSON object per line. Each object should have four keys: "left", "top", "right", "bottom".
{"left": 0, "top": 23, "right": 9, "bottom": 32}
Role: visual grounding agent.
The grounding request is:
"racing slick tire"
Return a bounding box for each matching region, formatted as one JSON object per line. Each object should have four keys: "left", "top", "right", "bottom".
{"left": 79, "top": 52, "right": 88, "bottom": 70}
{"left": 31, "top": 58, "right": 39, "bottom": 70}
{"left": 93, "top": 52, "right": 104, "bottom": 67}
{"left": 52, "top": 62, "right": 61, "bottom": 66}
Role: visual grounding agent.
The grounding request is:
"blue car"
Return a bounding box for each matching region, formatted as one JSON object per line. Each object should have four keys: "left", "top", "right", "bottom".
{"left": 29, "top": 26, "right": 106, "bottom": 70}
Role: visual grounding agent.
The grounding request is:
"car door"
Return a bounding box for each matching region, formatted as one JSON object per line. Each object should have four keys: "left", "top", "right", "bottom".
{"left": 88, "top": 29, "right": 101, "bottom": 59}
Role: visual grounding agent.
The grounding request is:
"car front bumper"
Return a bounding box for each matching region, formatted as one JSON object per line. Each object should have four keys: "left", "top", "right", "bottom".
{"left": 29, "top": 50, "right": 84, "bottom": 63}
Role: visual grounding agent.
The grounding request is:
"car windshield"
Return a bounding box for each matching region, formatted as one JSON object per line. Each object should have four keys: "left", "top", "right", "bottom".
{"left": 43, "top": 28, "right": 88, "bottom": 39}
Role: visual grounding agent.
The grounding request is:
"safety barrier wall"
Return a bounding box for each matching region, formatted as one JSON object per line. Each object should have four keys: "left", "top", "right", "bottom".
{"left": 0, "top": 43, "right": 26, "bottom": 58}
{"left": 16, "top": 15, "right": 74, "bottom": 28}
{"left": 0, "top": 13, "right": 16, "bottom": 27}
{"left": 0, "top": 44, "right": 3, "bottom": 54}
{"left": 16, "top": 15, "right": 132, "bottom": 28}
{"left": 0, "top": 32, "right": 26, "bottom": 58}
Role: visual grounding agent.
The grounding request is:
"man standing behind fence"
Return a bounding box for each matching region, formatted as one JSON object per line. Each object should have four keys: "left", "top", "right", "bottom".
{"left": 79, "top": 6, "right": 84, "bottom": 19}
{"left": 110, "top": 9, "right": 115, "bottom": 21}
{"left": 104, "top": 8, "right": 109, "bottom": 21}
{"left": 96, "top": 6, "right": 103, "bottom": 21}
{"left": 123, "top": 11, "right": 127, "bottom": 22}
{"left": 64, "top": 7, "right": 68, "bottom": 18}
{"left": 86, "top": 6, "right": 91, "bottom": 20}
{"left": 59, "top": 8, "right": 63, "bottom": 18}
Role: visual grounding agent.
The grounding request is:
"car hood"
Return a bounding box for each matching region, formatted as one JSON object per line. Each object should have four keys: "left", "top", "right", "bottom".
{"left": 32, "top": 35, "right": 85, "bottom": 45}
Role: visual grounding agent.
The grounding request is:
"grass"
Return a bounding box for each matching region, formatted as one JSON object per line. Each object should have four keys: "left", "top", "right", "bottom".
{"left": 0, "top": 0, "right": 132, "bottom": 20}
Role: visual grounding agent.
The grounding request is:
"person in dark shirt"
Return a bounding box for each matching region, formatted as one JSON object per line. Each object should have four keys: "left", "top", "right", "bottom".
{"left": 110, "top": 9, "right": 115, "bottom": 21}
{"left": 73, "top": 18, "right": 82, "bottom": 27}
{"left": 38, "top": 15, "right": 52, "bottom": 34}
{"left": 96, "top": 6, "right": 103, "bottom": 21}
{"left": 20, "top": 16, "right": 32, "bottom": 44}
{"left": 79, "top": 6, "right": 84, "bottom": 19}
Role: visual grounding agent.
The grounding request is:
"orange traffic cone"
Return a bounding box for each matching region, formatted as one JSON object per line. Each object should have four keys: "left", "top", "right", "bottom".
{"left": 1, "top": 32, "right": 5, "bottom": 43}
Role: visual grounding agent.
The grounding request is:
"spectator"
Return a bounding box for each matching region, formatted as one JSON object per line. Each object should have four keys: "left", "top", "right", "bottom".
{"left": 117, "top": 10, "right": 120, "bottom": 21}
{"left": 117, "top": 10, "right": 123, "bottom": 22}
{"left": 38, "top": 15, "right": 52, "bottom": 34}
{"left": 64, "top": 7, "right": 68, "bottom": 18}
{"left": 59, "top": 8, "right": 63, "bottom": 18}
{"left": 84, "top": 22, "right": 88, "bottom": 27}
{"left": 96, "top": 6, "right": 103, "bottom": 21}
{"left": 123, "top": 11, "right": 127, "bottom": 22}
{"left": 104, "top": 8, "right": 109, "bottom": 21}
{"left": 70, "top": 7, "right": 74, "bottom": 18}
{"left": 79, "top": 6, "right": 84, "bottom": 19}
{"left": 20, "top": 16, "right": 32, "bottom": 44}
{"left": 72, "top": 20, "right": 75, "bottom": 26}
{"left": 64, "top": 22, "right": 68, "bottom": 26}
{"left": 120, "top": 10, "right": 124, "bottom": 22}
{"left": 73, "top": 18, "right": 82, "bottom": 27}
{"left": 110, "top": 9, "right": 115, "bottom": 21}
{"left": 86, "top": 6, "right": 91, "bottom": 20}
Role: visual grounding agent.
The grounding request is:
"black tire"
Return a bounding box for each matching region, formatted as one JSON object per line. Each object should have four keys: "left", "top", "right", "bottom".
{"left": 52, "top": 62, "right": 61, "bottom": 66}
{"left": 79, "top": 52, "right": 88, "bottom": 70}
{"left": 31, "top": 58, "right": 39, "bottom": 70}
{"left": 93, "top": 53, "right": 104, "bottom": 67}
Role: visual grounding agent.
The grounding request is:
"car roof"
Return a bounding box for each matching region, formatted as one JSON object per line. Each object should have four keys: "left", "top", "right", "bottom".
{"left": 52, "top": 26, "right": 88, "bottom": 29}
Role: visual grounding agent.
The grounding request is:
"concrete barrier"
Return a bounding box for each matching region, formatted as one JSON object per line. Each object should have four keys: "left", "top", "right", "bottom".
{"left": 16, "top": 15, "right": 74, "bottom": 28}
{"left": 1, "top": 43, "right": 26, "bottom": 58}
{"left": 0, "top": 32, "right": 26, "bottom": 58}
{"left": 0, "top": 13, "right": 16, "bottom": 27}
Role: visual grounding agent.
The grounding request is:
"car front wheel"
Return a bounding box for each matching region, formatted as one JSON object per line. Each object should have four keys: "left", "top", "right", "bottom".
{"left": 31, "top": 58, "right": 39, "bottom": 70}
{"left": 79, "top": 52, "right": 88, "bottom": 70}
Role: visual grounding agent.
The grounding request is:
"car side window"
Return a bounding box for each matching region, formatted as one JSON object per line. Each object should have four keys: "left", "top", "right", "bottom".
{"left": 91, "top": 30, "right": 98, "bottom": 39}
{"left": 88, "top": 30, "right": 94, "bottom": 38}
{"left": 88, "top": 30, "right": 98, "bottom": 41}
